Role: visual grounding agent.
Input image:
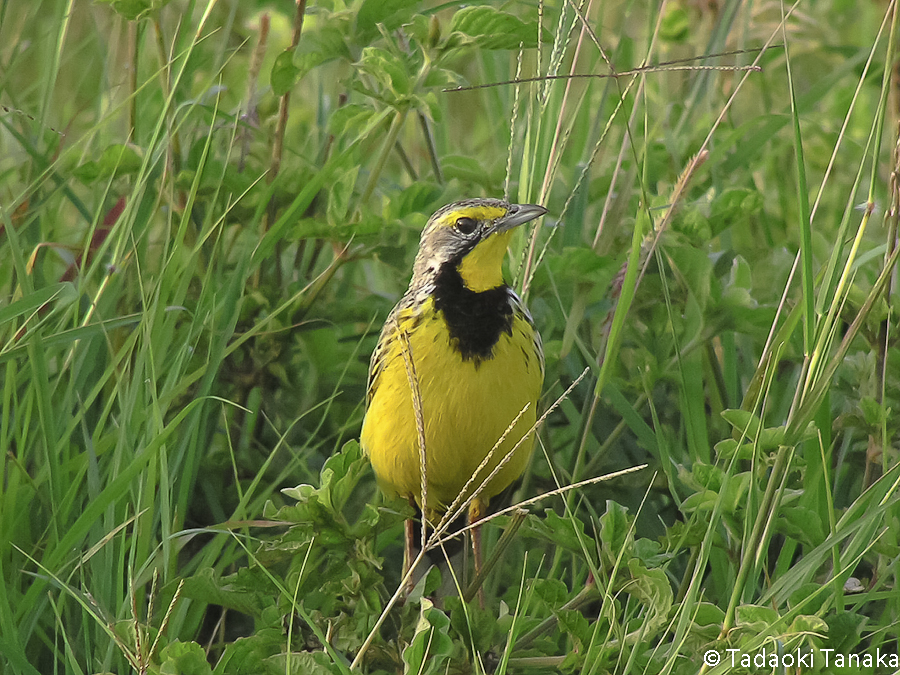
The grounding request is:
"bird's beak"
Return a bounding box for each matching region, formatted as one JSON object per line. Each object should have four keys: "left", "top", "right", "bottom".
{"left": 491, "top": 203, "right": 548, "bottom": 234}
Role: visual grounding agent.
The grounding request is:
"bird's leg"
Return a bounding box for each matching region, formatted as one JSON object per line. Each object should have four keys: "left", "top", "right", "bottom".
{"left": 403, "top": 496, "right": 416, "bottom": 597}
{"left": 468, "top": 498, "right": 487, "bottom": 607}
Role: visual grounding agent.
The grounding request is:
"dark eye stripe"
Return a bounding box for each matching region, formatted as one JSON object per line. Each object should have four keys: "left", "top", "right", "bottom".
{"left": 455, "top": 217, "right": 477, "bottom": 234}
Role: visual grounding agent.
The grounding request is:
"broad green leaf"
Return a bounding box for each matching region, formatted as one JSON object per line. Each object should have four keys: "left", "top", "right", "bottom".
{"left": 263, "top": 652, "right": 337, "bottom": 675}
{"left": 158, "top": 641, "right": 213, "bottom": 675}
{"left": 693, "top": 602, "right": 726, "bottom": 627}
{"left": 714, "top": 438, "right": 757, "bottom": 461}
{"left": 734, "top": 605, "right": 780, "bottom": 633}
{"left": 403, "top": 599, "right": 454, "bottom": 674}
{"left": 74, "top": 144, "right": 143, "bottom": 183}
{"left": 691, "top": 462, "right": 724, "bottom": 492}
{"left": 824, "top": 611, "right": 866, "bottom": 653}
{"left": 519, "top": 510, "right": 596, "bottom": 552}
{"left": 356, "top": 0, "right": 419, "bottom": 40}
{"left": 326, "top": 165, "right": 359, "bottom": 226}
{"left": 444, "top": 596, "right": 498, "bottom": 654}
{"left": 440, "top": 154, "right": 498, "bottom": 184}
{"left": 409, "top": 565, "right": 443, "bottom": 601}
{"left": 722, "top": 409, "right": 762, "bottom": 440}
{"left": 710, "top": 189, "right": 764, "bottom": 238}
{"left": 356, "top": 47, "right": 412, "bottom": 97}
{"left": 180, "top": 567, "right": 275, "bottom": 618}
{"left": 291, "top": 21, "right": 352, "bottom": 79}
{"left": 328, "top": 103, "right": 379, "bottom": 138}
{"left": 557, "top": 609, "right": 593, "bottom": 651}
{"left": 788, "top": 614, "right": 828, "bottom": 635}
{"left": 321, "top": 440, "right": 370, "bottom": 513}
{"left": 599, "top": 501, "right": 634, "bottom": 568}
{"left": 777, "top": 506, "right": 826, "bottom": 546}
{"left": 404, "top": 14, "right": 442, "bottom": 49}
{"left": 787, "top": 584, "right": 829, "bottom": 615}
{"left": 680, "top": 489, "right": 719, "bottom": 513}
{"left": 633, "top": 537, "right": 669, "bottom": 567}
{"left": 271, "top": 49, "right": 300, "bottom": 97}
{"left": 214, "top": 631, "right": 279, "bottom": 675}
{"left": 448, "top": 6, "right": 548, "bottom": 50}
{"left": 626, "top": 559, "right": 673, "bottom": 628}
{"left": 528, "top": 577, "right": 570, "bottom": 607}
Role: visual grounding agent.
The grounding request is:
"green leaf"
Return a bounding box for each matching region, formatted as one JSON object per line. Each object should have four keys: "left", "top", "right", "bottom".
{"left": 405, "top": 14, "right": 443, "bottom": 49}
{"left": 788, "top": 614, "right": 828, "bottom": 636}
{"left": 403, "top": 599, "right": 454, "bottom": 674}
{"left": 291, "top": 21, "right": 352, "bottom": 79}
{"left": 710, "top": 188, "right": 765, "bottom": 239}
{"left": 663, "top": 239, "right": 713, "bottom": 308}
{"left": 327, "top": 103, "right": 380, "bottom": 139}
{"left": 180, "top": 567, "right": 275, "bottom": 618}
{"left": 633, "top": 537, "right": 669, "bottom": 567}
{"left": 326, "top": 165, "right": 359, "bottom": 226}
{"left": 519, "top": 510, "right": 596, "bottom": 552}
{"left": 824, "top": 611, "right": 866, "bottom": 653}
{"left": 263, "top": 652, "right": 338, "bottom": 675}
{"left": 722, "top": 409, "right": 763, "bottom": 440}
{"left": 440, "top": 154, "right": 498, "bottom": 184}
{"left": 599, "top": 501, "right": 634, "bottom": 568}
{"left": 356, "top": 47, "right": 412, "bottom": 98}
{"left": 290, "top": 215, "right": 387, "bottom": 240}
{"left": 409, "top": 565, "right": 443, "bottom": 601}
{"left": 734, "top": 604, "right": 781, "bottom": 633}
{"left": 158, "top": 641, "right": 213, "bottom": 675}
{"left": 557, "top": 609, "right": 593, "bottom": 652}
{"left": 787, "top": 584, "right": 829, "bottom": 615}
{"left": 721, "top": 472, "right": 752, "bottom": 514}
{"left": 777, "top": 506, "right": 826, "bottom": 546}
{"left": 356, "top": 0, "right": 419, "bottom": 41}
{"left": 714, "top": 438, "right": 756, "bottom": 461}
{"left": 530, "top": 578, "right": 570, "bottom": 611}
{"left": 679, "top": 489, "right": 719, "bottom": 513}
{"left": 659, "top": 519, "right": 708, "bottom": 548}
{"left": 74, "top": 144, "right": 143, "bottom": 183}
{"left": 422, "top": 67, "right": 463, "bottom": 93}
{"left": 271, "top": 49, "right": 300, "bottom": 97}
{"left": 320, "top": 440, "right": 369, "bottom": 514}
{"left": 448, "top": 6, "right": 548, "bottom": 50}
{"left": 445, "top": 596, "right": 497, "bottom": 653}
{"left": 214, "top": 634, "right": 278, "bottom": 675}
{"left": 672, "top": 205, "right": 711, "bottom": 242}
{"left": 626, "top": 559, "right": 673, "bottom": 629}
{"left": 692, "top": 602, "right": 726, "bottom": 627}
{"left": 385, "top": 183, "right": 443, "bottom": 220}
{"left": 404, "top": 14, "right": 432, "bottom": 47}
{"left": 691, "top": 461, "right": 724, "bottom": 492}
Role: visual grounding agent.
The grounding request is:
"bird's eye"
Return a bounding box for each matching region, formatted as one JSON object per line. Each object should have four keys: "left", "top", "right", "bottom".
{"left": 455, "top": 217, "right": 477, "bottom": 235}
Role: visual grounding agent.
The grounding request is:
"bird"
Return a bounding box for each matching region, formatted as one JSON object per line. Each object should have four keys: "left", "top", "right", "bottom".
{"left": 360, "top": 198, "right": 546, "bottom": 596}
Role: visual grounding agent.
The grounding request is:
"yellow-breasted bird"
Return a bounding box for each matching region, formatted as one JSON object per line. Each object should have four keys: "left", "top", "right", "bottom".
{"left": 360, "top": 198, "right": 546, "bottom": 591}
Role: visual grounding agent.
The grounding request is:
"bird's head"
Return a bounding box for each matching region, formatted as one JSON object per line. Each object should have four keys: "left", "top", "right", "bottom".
{"left": 411, "top": 199, "right": 547, "bottom": 292}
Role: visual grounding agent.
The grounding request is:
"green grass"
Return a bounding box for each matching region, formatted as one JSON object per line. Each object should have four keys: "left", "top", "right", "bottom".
{"left": 2, "top": 0, "right": 899, "bottom": 673}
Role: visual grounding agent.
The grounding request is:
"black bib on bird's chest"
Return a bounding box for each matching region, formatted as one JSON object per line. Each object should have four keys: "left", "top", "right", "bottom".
{"left": 432, "top": 261, "right": 514, "bottom": 362}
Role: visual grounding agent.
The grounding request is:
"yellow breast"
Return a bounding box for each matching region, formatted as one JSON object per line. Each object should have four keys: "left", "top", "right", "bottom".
{"left": 360, "top": 297, "right": 542, "bottom": 513}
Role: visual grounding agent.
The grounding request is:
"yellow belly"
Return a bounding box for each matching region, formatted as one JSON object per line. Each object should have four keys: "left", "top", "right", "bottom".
{"left": 360, "top": 299, "right": 542, "bottom": 513}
